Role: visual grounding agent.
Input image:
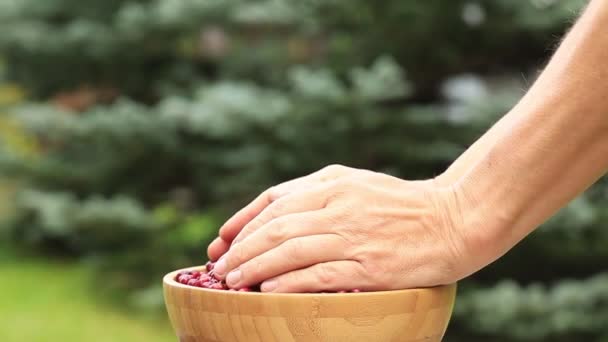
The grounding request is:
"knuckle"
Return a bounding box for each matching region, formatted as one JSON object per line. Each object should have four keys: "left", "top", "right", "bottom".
{"left": 235, "top": 222, "right": 260, "bottom": 244}
{"left": 268, "top": 200, "right": 287, "bottom": 219}
{"left": 266, "top": 185, "right": 284, "bottom": 202}
{"left": 247, "top": 258, "right": 265, "bottom": 279}
{"left": 321, "top": 164, "right": 354, "bottom": 179}
{"left": 247, "top": 215, "right": 267, "bottom": 232}
{"left": 237, "top": 258, "right": 264, "bottom": 285}
{"left": 323, "top": 164, "right": 345, "bottom": 173}
{"left": 316, "top": 264, "right": 337, "bottom": 287}
{"left": 228, "top": 245, "right": 246, "bottom": 267}
{"left": 351, "top": 262, "right": 370, "bottom": 280}
{"left": 323, "top": 164, "right": 344, "bottom": 172}
{"left": 265, "top": 219, "right": 287, "bottom": 244}
{"left": 359, "top": 258, "right": 390, "bottom": 287}
{"left": 284, "top": 238, "right": 304, "bottom": 261}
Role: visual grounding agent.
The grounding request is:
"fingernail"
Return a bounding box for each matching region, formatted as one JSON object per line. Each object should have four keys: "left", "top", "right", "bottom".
{"left": 214, "top": 257, "right": 227, "bottom": 276}
{"left": 226, "top": 269, "right": 242, "bottom": 287}
{"left": 261, "top": 279, "right": 278, "bottom": 292}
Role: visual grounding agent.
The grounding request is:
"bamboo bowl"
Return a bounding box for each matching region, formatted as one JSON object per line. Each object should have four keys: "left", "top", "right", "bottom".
{"left": 163, "top": 266, "right": 457, "bottom": 342}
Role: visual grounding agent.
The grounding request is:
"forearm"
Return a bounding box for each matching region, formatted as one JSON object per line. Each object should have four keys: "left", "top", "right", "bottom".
{"left": 449, "top": 0, "right": 608, "bottom": 262}
{"left": 437, "top": 1, "right": 598, "bottom": 187}
{"left": 435, "top": 110, "right": 523, "bottom": 186}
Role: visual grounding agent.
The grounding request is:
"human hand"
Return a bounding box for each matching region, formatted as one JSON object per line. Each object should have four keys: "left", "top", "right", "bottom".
{"left": 207, "top": 165, "right": 482, "bottom": 293}
{"left": 207, "top": 164, "right": 360, "bottom": 261}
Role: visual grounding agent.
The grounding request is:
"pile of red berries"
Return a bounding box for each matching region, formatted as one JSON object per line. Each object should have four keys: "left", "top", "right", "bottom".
{"left": 176, "top": 261, "right": 361, "bottom": 293}
{"left": 176, "top": 261, "right": 256, "bottom": 291}
{"left": 175, "top": 261, "right": 258, "bottom": 291}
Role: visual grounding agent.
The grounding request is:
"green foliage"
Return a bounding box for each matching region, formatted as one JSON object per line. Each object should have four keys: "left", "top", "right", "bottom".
{"left": 456, "top": 274, "right": 608, "bottom": 341}
{"left": 12, "top": 190, "right": 157, "bottom": 249}
{"left": 0, "top": 0, "right": 584, "bottom": 98}
{"left": 1, "top": 0, "right": 605, "bottom": 340}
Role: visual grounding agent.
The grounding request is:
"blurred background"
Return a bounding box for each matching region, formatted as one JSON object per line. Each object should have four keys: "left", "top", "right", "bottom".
{"left": 1, "top": 0, "right": 607, "bottom": 341}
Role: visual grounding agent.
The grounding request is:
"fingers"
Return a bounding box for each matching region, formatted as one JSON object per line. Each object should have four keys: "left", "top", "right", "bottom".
{"left": 230, "top": 186, "right": 332, "bottom": 247}
{"left": 260, "top": 260, "right": 370, "bottom": 293}
{"left": 218, "top": 189, "right": 278, "bottom": 242}
{"left": 213, "top": 210, "right": 334, "bottom": 278}
{"left": 207, "top": 237, "right": 231, "bottom": 261}
{"left": 218, "top": 176, "right": 316, "bottom": 243}
{"left": 224, "top": 234, "right": 347, "bottom": 289}
{"left": 217, "top": 165, "right": 351, "bottom": 243}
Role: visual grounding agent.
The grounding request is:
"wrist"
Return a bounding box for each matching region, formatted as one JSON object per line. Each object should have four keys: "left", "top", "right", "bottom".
{"left": 426, "top": 176, "right": 493, "bottom": 277}
{"left": 432, "top": 172, "right": 517, "bottom": 274}
{"left": 455, "top": 175, "right": 517, "bottom": 264}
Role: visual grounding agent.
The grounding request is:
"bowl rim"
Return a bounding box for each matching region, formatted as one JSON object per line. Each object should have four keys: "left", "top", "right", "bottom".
{"left": 163, "top": 265, "right": 457, "bottom": 297}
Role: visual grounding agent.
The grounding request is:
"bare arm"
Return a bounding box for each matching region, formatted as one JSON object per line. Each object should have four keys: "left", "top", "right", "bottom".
{"left": 437, "top": 1, "right": 599, "bottom": 188}
{"left": 448, "top": 0, "right": 608, "bottom": 269}
{"left": 206, "top": 0, "right": 608, "bottom": 293}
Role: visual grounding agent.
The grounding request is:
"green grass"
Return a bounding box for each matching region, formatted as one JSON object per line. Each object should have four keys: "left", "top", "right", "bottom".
{"left": 0, "top": 248, "right": 176, "bottom": 342}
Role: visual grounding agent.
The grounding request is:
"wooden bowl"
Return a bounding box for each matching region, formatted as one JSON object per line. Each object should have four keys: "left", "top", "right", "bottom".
{"left": 163, "top": 266, "right": 457, "bottom": 342}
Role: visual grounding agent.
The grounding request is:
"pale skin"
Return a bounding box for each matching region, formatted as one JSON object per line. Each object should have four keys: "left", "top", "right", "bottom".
{"left": 207, "top": 0, "right": 608, "bottom": 293}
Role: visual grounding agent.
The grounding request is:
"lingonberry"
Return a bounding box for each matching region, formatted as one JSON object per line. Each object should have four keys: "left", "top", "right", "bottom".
{"left": 210, "top": 283, "right": 224, "bottom": 290}
{"left": 176, "top": 261, "right": 364, "bottom": 293}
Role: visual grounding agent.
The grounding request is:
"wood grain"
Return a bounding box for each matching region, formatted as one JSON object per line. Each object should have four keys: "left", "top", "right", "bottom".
{"left": 164, "top": 266, "right": 456, "bottom": 342}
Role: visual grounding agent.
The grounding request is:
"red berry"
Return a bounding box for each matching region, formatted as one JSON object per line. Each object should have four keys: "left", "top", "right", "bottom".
{"left": 210, "top": 283, "right": 224, "bottom": 290}
{"left": 178, "top": 265, "right": 365, "bottom": 293}
{"left": 178, "top": 275, "right": 192, "bottom": 284}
